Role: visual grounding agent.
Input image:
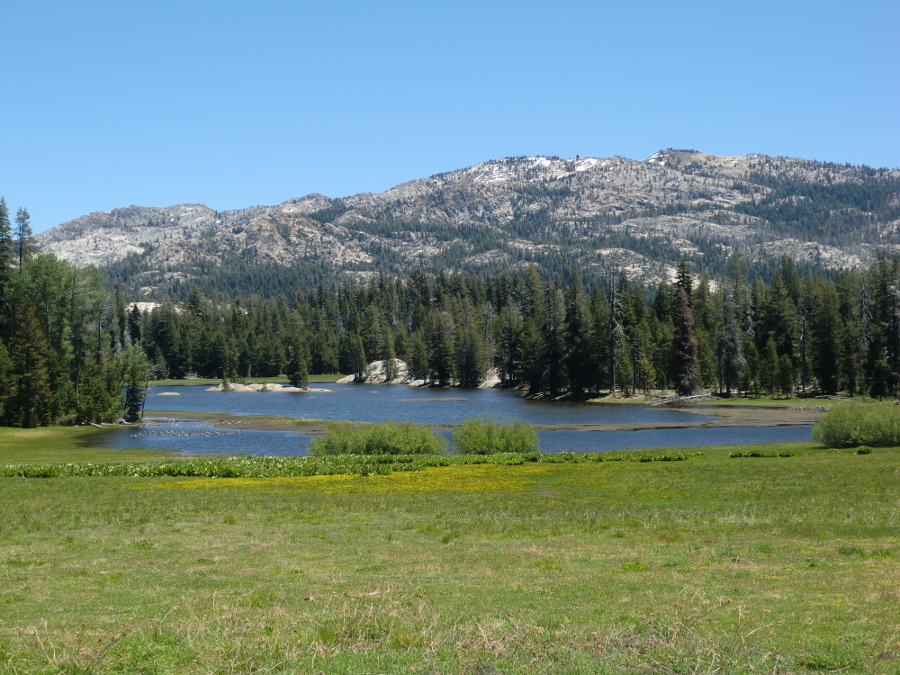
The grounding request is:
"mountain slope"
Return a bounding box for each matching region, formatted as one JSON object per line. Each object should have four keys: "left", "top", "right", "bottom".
{"left": 37, "top": 150, "right": 900, "bottom": 295}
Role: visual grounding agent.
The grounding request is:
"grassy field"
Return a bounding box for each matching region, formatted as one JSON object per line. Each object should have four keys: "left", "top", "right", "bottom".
{"left": 0, "top": 431, "right": 897, "bottom": 673}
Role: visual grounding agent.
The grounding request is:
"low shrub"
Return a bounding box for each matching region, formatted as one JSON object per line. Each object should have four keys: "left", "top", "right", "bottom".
{"left": 730, "top": 450, "right": 794, "bottom": 458}
{"left": 453, "top": 417, "right": 540, "bottom": 455}
{"left": 812, "top": 401, "right": 900, "bottom": 448}
{"left": 310, "top": 421, "right": 447, "bottom": 456}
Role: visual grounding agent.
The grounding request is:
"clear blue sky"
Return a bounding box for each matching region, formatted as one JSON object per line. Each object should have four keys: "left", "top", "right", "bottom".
{"left": 2, "top": 0, "right": 897, "bottom": 233}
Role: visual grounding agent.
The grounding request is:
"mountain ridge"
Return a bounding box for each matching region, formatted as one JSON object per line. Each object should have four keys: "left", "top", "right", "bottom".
{"left": 36, "top": 150, "right": 900, "bottom": 295}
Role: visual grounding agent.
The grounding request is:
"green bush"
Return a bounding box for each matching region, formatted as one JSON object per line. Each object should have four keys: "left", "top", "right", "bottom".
{"left": 812, "top": 401, "right": 900, "bottom": 448}
{"left": 310, "top": 421, "right": 447, "bottom": 456}
{"left": 729, "top": 450, "right": 794, "bottom": 458}
{"left": 453, "top": 417, "right": 540, "bottom": 455}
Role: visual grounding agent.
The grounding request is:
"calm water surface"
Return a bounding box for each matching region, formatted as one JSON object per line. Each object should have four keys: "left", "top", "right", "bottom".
{"left": 144, "top": 383, "right": 714, "bottom": 426}
{"left": 90, "top": 384, "right": 814, "bottom": 455}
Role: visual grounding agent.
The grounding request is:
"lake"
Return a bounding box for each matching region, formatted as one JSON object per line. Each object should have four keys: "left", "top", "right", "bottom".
{"left": 90, "top": 383, "right": 815, "bottom": 455}
{"left": 144, "top": 383, "right": 715, "bottom": 425}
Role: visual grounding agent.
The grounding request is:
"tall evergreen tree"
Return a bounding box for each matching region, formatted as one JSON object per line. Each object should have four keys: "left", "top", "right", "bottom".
{"left": 587, "top": 285, "right": 610, "bottom": 394}
{"left": 541, "top": 284, "right": 567, "bottom": 396}
{"left": 493, "top": 301, "right": 522, "bottom": 385}
{"left": 119, "top": 345, "right": 150, "bottom": 421}
{"left": 717, "top": 296, "right": 744, "bottom": 395}
{"left": 672, "top": 286, "right": 699, "bottom": 396}
{"left": 0, "top": 197, "right": 13, "bottom": 336}
{"left": 0, "top": 340, "right": 11, "bottom": 421}
{"left": 286, "top": 331, "right": 310, "bottom": 388}
{"left": 382, "top": 324, "right": 398, "bottom": 382}
{"left": 425, "top": 309, "right": 454, "bottom": 387}
{"left": 808, "top": 280, "right": 841, "bottom": 394}
{"left": 14, "top": 207, "right": 35, "bottom": 267}
{"left": 6, "top": 305, "right": 52, "bottom": 427}
{"left": 608, "top": 276, "right": 625, "bottom": 395}
{"left": 455, "top": 321, "right": 486, "bottom": 388}
{"left": 564, "top": 272, "right": 593, "bottom": 397}
{"left": 75, "top": 357, "right": 117, "bottom": 424}
{"left": 407, "top": 330, "right": 429, "bottom": 382}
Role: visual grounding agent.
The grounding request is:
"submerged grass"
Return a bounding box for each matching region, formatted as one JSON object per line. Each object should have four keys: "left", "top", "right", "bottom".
{"left": 1, "top": 428, "right": 898, "bottom": 673}
{"left": 0, "top": 425, "right": 177, "bottom": 464}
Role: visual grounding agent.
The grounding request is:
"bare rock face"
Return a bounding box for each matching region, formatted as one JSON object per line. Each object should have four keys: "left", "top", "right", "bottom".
{"left": 36, "top": 150, "right": 900, "bottom": 291}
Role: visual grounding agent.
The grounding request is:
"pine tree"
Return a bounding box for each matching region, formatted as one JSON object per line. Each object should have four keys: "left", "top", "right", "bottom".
{"left": 383, "top": 326, "right": 398, "bottom": 382}
{"left": 407, "top": 330, "right": 429, "bottom": 382}
{"left": 0, "top": 197, "right": 13, "bottom": 336}
{"left": 128, "top": 305, "right": 142, "bottom": 345}
{"left": 777, "top": 353, "right": 795, "bottom": 397}
{"left": 587, "top": 285, "right": 610, "bottom": 394}
{"left": 674, "top": 258, "right": 693, "bottom": 298}
{"left": 75, "top": 358, "right": 116, "bottom": 424}
{"left": 808, "top": 280, "right": 841, "bottom": 394}
{"left": 759, "top": 340, "right": 779, "bottom": 394}
{"left": 286, "top": 332, "right": 310, "bottom": 388}
{"left": 6, "top": 305, "right": 52, "bottom": 427}
{"left": 717, "top": 296, "right": 744, "bottom": 395}
{"left": 425, "top": 309, "right": 454, "bottom": 386}
{"left": 541, "top": 284, "right": 566, "bottom": 396}
{"left": 627, "top": 321, "right": 656, "bottom": 396}
{"left": 14, "top": 207, "right": 36, "bottom": 267}
{"left": 113, "top": 286, "right": 128, "bottom": 349}
{"left": 0, "top": 198, "right": 12, "bottom": 270}
{"left": 863, "top": 259, "right": 898, "bottom": 397}
{"left": 0, "top": 340, "right": 11, "bottom": 421}
{"left": 352, "top": 333, "right": 367, "bottom": 382}
{"left": 692, "top": 274, "right": 720, "bottom": 388}
{"left": 608, "top": 276, "right": 625, "bottom": 395}
{"left": 119, "top": 345, "right": 150, "bottom": 421}
{"left": 455, "top": 322, "right": 486, "bottom": 388}
{"left": 493, "top": 302, "right": 522, "bottom": 385}
{"left": 672, "top": 286, "right": 699, "bottom": 396}
{"left": 564, "top": 272, "right": 593, "bottom": 397}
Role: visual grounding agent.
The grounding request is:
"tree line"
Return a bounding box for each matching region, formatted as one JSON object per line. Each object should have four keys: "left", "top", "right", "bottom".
{"left": 135, "top": 256, "right": 900, "bottom": 400}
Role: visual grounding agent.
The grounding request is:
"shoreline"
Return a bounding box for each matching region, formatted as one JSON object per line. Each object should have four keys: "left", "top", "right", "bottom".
{"left": 141, "top": 404, "right": 823, "bottom": 433}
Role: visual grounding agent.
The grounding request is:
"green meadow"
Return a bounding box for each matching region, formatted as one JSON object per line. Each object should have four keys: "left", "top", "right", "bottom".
{"left": 0, "top": 429, "right": 898, "bottom": 674}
